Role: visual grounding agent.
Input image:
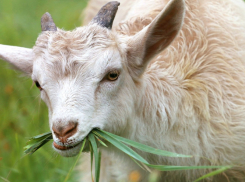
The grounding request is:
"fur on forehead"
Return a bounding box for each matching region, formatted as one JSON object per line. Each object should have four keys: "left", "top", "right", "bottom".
{"left": 33, "top": 24, "right": 123, "bottom": 78}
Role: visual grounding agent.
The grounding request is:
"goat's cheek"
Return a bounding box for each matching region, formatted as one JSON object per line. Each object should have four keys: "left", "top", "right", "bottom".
{"left": 102, "top": 83, "right": 121, "bottom": 100}
{"left": 40, "top": 91, "right": 52, "bottom": 111}
{"left": 40, "top": 92, "right": 47, "bottom": 103}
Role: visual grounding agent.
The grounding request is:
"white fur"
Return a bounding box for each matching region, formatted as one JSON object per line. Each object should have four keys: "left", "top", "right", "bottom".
{"left": 1, "top": 0, "right": 245, "bottom": 181}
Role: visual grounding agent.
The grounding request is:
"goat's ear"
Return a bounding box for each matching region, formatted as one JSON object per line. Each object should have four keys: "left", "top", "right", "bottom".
{"left": 126, "top": 0, "right": 185, "bottom": 78}
{"left": 0, "top": 44, "right": 33, "bottom": 75}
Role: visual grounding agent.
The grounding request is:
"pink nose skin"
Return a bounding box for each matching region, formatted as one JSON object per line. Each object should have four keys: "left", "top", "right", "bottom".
{"left": 52, "top": 122, "right": 78, "bottom": 143}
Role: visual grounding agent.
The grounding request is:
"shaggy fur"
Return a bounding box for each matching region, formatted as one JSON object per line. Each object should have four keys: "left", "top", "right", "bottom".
{"left": 80, "top": 0, "right": 245, "bottom": 181}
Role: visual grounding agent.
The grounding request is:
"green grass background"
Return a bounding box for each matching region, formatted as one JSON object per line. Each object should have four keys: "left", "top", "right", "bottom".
{"left": 0, "top": 0, "right": 87, "bottom": 182}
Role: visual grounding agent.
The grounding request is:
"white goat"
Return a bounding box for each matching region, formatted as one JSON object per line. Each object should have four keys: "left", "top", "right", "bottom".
{"left": 1, "top": 0, "right": 245, "bottom": 181}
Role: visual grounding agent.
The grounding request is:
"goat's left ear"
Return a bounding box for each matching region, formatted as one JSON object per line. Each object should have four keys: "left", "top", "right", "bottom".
{"left": 126, "top": 0, "right": 185, "bottom": 78}
{"left": 0, "top": 44, "right": 33, "bottom": 75}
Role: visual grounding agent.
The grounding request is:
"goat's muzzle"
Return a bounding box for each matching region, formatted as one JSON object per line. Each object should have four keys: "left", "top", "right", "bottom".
{"left": 52, "top": 122, "right": 78, "bottom": 144}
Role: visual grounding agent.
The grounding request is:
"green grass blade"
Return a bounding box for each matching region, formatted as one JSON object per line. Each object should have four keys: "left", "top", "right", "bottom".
{"left": 97, "top": 151, "right": 102, "bottom": 181}
{"left": 24, "top": 141, "right": 45, "bottom": 154}
{"left": 24, "top": 135, "right": 53, "bottom": 155}
{"left": 89, "top": 142, "right": 94, "bottom": 182}
{"left": 145, "top": 164, "right": 231, "bottom": 171}
{"left": 129, "top": 156, "right": 150, "bottom": 172}
{"left": 95, "top": 135, "right": 108, "bottom": 147}
{"left": 98, "top": 129, "right": 191, "bottom": 158}
{"left": 92, "top": 130, "right": 149, "bottom": 164}
{"left": 63, "top": 139, "right": 87, "bottom": 182}
{"left": 88, "top": 133, "right": 101, "bottom": 182}
{"left": 194, "top": 166, "right": 232, "bottom": 182}
{"left": 23, "top": 129, "right": 231, "bottom": 182}
{"left": 30, "top": 132, "right": 52, "bottom": 140}
{"left": 24, "top": 132, "right": 52, "bottom": 146}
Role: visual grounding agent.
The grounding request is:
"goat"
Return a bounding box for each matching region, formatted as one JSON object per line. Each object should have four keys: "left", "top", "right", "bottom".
{"left": 1, "top": 0, "right": 245, "bottom": 181}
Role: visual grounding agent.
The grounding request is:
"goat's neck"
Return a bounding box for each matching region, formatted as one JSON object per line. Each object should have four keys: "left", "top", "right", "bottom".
{"left": 124, "top": 70, "right": 181, "bottom": 148}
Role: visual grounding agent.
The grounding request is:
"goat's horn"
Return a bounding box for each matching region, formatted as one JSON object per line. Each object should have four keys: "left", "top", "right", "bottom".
{"left": 91, "top": 1, "right": 120, "bottom": 29}
{"left": 41, "top": 12, "right": 57, "bottom": 32}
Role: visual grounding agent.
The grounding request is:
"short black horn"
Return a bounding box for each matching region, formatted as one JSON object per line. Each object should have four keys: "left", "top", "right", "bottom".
{"left": 91, "top": 1, "right": 120, "bottom": 29}
{"left": 41, "top": 12, "right": 57, "bottom": 32}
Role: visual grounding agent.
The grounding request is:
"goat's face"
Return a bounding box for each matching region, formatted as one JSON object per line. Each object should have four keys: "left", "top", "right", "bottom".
{"left": 32, "top": 25, "right": 136, "bottom": 157}
{"left": 0, "top": 0, "right": 185, "bottom": 157}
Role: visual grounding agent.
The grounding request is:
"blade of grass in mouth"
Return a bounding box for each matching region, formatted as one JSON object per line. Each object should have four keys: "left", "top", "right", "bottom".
{"left": 24, "top": 129, "right": 231, "bottom": 182}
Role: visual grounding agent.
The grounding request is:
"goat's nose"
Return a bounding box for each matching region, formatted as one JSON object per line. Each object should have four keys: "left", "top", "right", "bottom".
{"left": 52, "top": 122, "right": 78, "bottom": 143}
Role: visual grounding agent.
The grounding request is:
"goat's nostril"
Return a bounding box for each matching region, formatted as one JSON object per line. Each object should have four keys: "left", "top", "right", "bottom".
{"left": 63, "top": 122, "right": 78, "bottom": 136}
{"left": 52, "top": 122, "right": 78, "bottom": 143}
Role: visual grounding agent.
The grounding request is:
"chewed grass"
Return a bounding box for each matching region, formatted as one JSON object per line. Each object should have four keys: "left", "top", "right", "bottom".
{"left": 24, "top": 129, "right": 232, "bottom": 182}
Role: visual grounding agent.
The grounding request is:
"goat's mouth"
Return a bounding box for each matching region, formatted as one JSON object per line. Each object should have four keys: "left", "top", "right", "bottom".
{"left": 52, "top": 141, "right": 84, "bottom": 157}
{"left": 53, "top": 141, "right": 81, "bottom": 151}
{"left": 52, "top": 128, "right": 100, "bottom": 157}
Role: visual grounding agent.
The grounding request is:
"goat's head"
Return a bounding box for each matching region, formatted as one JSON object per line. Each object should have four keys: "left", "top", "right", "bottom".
{"left": 0, "top": 0, "right": 185, "bottom": 157}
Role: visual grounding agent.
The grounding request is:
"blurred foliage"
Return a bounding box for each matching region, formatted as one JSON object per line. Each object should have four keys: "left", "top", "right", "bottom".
{"left": 0, "top": 0, "right": 87, "bottom": 182}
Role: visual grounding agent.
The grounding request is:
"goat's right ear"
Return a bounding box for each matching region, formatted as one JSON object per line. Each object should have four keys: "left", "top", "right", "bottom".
{"left": 126, "top": 0, "right": 185, "bottom": 78}
{"left": 0, "top": 44, "right": 33, "bottom": 75}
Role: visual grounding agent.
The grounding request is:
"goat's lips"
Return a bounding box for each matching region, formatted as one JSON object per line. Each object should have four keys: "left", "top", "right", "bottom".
{"left": 53, "top": 141, "right": 74, "bottom": 150}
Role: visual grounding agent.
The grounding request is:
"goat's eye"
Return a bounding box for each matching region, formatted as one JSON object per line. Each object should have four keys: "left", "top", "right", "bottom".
{"left": 35, "top": 81, "right": 42, "bottom": 90}
{"left": 107, "top": 70, "right": 119, "bottom": 81}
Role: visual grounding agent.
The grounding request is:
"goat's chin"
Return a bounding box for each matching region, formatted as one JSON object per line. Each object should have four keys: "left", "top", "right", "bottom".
{"left": 53, "top": 142, "right": 84, "bottom": 157}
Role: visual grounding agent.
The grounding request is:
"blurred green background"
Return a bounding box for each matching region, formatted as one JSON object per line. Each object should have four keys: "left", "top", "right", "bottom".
{"left": 0, "top": 0, "right": 87, "bottom": 182}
